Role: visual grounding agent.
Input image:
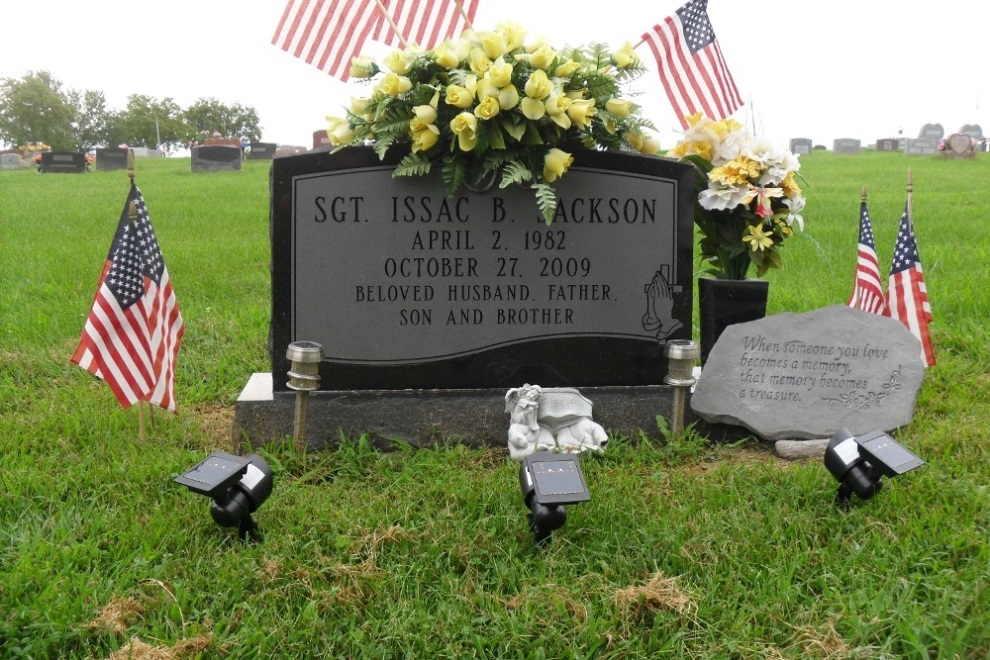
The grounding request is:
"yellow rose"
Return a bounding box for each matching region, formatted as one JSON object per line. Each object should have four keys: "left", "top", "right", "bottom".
{"left": 605, "top": 98, "right": 633, "bottom": 117}
{"left": 474, "top": 96, "right": 501, "bottom": 121}
{"left": 348, "top": 56, "right": 377, "bottom": 79}
{"left": 524, "top": 70, "right": 552, "bottom": 100}
{"left": 469, "top": 47, "right": 492, "bottom": 75}
{"left": 432, "top": 42, "right": 460, "bottom": 69}
{"left": 498, "top": 85, "right": 520, "bottom": 111}
{"left": 521, "top": 97, "right": 546, "bottom": 120}
{"left": 476, "top": 77, "right": 499, "bottom": 100}
{"left": 529, "top": 44, "right": 556, "bottom": 70}
{"left": 350, "top": 97, "right": 372, "bottom": 116}
{"left": 480, "top": 31, "right": 506, "bottom": 59}
{"left": 543, "top": 148, "right": 573, "bottom": 183}
{"left": 487, "top": 57, "right": 513, "bottom": 88}
{"left": 632, "top": 132, "right": 662, "bottom": 155}
{"left": 326, "top": 116, "right": 354, "bottom": 145}
{"left": 411, "top": 125, "right": 440, "bottom": 153}
{"left": 567, "top": 99, "right": 597, "bottom": 130}
{"left": 409, "top": 104, "right": 438, "bottom": 132}
{"left": 378, "top": 72, "right": 412, "bottom": 96}
{"left": 497, "top": 21, "right": 526, "bottom": 51}
{"left": 383, "top": 50, "right": 413, "bottom": 75}
{"left": 554, "top": 60, "right": 580, "bottom": 77}
{"left": 445, "top": 84, "right": 474, "bottom": 109}
{"left": 450, "top": 112, "right": 478, "bottom": 151}
{"left": 612, "top": 41, "right": 639, "bottom": 69}
{"left": 545, "top": 94, "right": 573, "bottom": 129}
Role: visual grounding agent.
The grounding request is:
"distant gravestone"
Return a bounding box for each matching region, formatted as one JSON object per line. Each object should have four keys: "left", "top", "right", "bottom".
{"left": 875, "top": 139, "right": 900, "bottom": 152}
{"left": 919, "top": 123, "right": 944, "bottom": 141}
{"left": 248, "top": 142, "right": 277, "bottom": 160}
{"left": 691, "top": 306, "right": 925, "bottom": 441}
{"left": 789, "top": 138, "right": 813, "bottom": 155}
{"left": 274, "top": 146, "right": 308, "bottom": 158}
{"left": 95, "top": 147, "right": 129, "bottom": 171}
{"left": 832, "top": 138, "right": 861, "bottom": 154}
{"left": 943, "top": 133, "right": 975, "bottom": 159}
{"left": 959, "top": 124, "right": 983, "bottom": 140}
{"left": 0, "top": 153, "right": 22, "bottom": 169}
{"left": 903, "top": 138, "right": 937, "bottom": 156}
{"left": 39, "top": 151, "right": 87, "bottom": 173}
{"left": 313, "top": 130, "right": 330, "bottom": 150}
{"left": 191, "top": 145, "right": 243, "bottom": 172}
{"left": 130, "top": 147, "right": 164, "bottom": 158}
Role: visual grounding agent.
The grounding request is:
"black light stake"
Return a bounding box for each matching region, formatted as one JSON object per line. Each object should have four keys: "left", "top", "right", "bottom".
{"left": 824, "top": 428, "right": 925, "bottom": 506}
{"left": 519, "top": 452, "right": 590, "bottom": 545}
{"left": 175, "top": 451, "right": 274, "bottom": 542}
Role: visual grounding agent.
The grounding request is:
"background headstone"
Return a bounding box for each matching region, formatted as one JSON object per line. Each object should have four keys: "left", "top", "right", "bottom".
{"left": 691, "top": 305, "right": 925, "bottom": 441}
{"left": 130, "top": 147, "right": 164, "bottom": 158}
{"left": 903, "top": 138, "right": 937, "bottom": 156}
{"left": 943, "top": 133, "right": 975, "bottom": 159}
{"left": 875, "top": 139, "right": 900, "bottom": 152}
{"left": 191, "top": 145, "right": 243, "bottom": 172}
{"left": 832, "top": 138, "right": 861, "bottom": 154}
{"left": 959, "top": 124, "right": 982, "bottom": 141}
{"left": 275, "top": 146, "right": 308, "bottom": 158}
{"left": 95, "top": 147, "right": 129, "bottom": 171}
{"left": 248, "top": 142, "right": 277, "bottom": 160}
{"left": 789, "top": 138, "right": 813, "bottom": 155}
{"left": 313, "top": 130, "right": 330, "bottom": 150}
{"left": 919, "top": 123, "right": 944, "bottom": 141}
{"left": 39, "top": 151, "right": 86, "bottom": 173}
{"left": 0, "top": 153, "right": 22, "bottom": 169}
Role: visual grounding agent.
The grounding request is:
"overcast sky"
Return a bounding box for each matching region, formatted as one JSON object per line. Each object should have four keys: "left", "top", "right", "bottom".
{"left": 3, "top": 1, "right": 989, "bottom": 151}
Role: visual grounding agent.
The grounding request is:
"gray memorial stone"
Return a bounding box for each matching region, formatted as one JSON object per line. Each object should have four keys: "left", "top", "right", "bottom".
{"left": 191, "top": 145, "right": 242, "bottom": 172}
{"left": 943, "top": 133, "right": 974, "bottom": 159}
{"left": 904, "top": 138, "right": 937, "bottom": 156}
{"left": 919, "top": 123, "right": 944, "bottom": 141}
{"left": 248, "top": 142, "right": 277, "bottom": 160}
{"left": 959, "top": 124, "right": 982, "bottom": 140}
{"left": 789, "top": 138, "right": 813, "bottom": 155}
{"left": 875, "top": 139, "right": 899, "bottom": 152}
{"left": 832, "top": 138, "right": 861, "bottom": 154}
{"left": 39, "top": 151, "right": 87, "bottom": 173}
{"left": 95, "top": 147, "right": 129, "bottom": 171}
{"left": 0, "top": 153, "right": 22, "bottom": 169}
{"left": 691, "top": 305, "right": 925, "bottom": 441}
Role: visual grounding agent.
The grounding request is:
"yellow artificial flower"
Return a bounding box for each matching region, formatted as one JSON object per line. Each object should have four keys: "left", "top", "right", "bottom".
{"left": 543, "top": 148, "right": 574, "bottom": 183}
{"left": 348, "top": 56, "right": 377, "bottom": 79}
{"left": 521, "top": 97, "right": 546, "bottom": 120}
{"left": 474, "top": 96, "right": 501, "bottom": 121}
{"left": 378, "top": 73, "right": 412, "bottom": 96}
{"left": 545, "top": 94, "right": 573, "bottom": 129}
{"left": 476, "top": 77, "right": 499, "bottom": 100}
{"left": 628, "top": 131, "right": 662, "bottom": 155}
{"left": 326, "top": 116, "right": 354, "bottom": 145}
{"left": 383, "top": 50, "right": 413, "bottom": 75}
{"left": 496, "top": 21, "right": 527, "bottom": 51}
{"left": 524, "top": 69, "right": 553, "bottom": 100}
{"left": 450, "top": 112, "right": 478, "bottom": 151}
{"left": 780, "top": 171, "right": 802, "bottom": 198}
{"left": 567, "top": 99, "right": 597, "bottom": 130}
{"left": 469, "top": 47, "right": 492, "bottom": 75}
{"left": 410, "top": 104, "right": 438, "bottom": 132}
{"left": 612, "top": 41, "right": 639, "bottom": 68}
{"left": 743, "top": 224, "right": 774, "bottom": 251}
{"left": 411, "top": 125, "right": 440, "bottom": 152}
{"left": 710, "top": 157, "right": 762, "bottom": 186}
{"left": 529, "top": 44, "right": 557, "bottom": 70}
{"left": 487, "top": 57, "right": 513, "bottom": 88}
{"left": 445, "top": 85, "right": 474, "bottom": 109}
{"left": 433, "top": 42, "right": 460, "bottom": 69}
{"left": 480, "top": 31, "right": 506, "bottom": 59}
{"left": 498, "top": 85, "right": 520, "bottom": 111}
{"left": 554, "top": 60, "right": 581, "bottom": 77}
{"left": 350, "top": 97, "right": 372, "bottom": 116}
{"left": 605, "top": 98, "right": 632, "bottom": 117}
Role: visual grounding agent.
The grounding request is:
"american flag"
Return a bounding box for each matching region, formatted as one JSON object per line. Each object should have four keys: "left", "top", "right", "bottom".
{"left": 641, "top": 0, "right": 743, "bottom": 129}
{"left": 71, "top": 182, "right": 185, "bottom": 410}
{"left": 847, "top": 200, "right": 887, "bottom": 315}
{"left": 372, "top": 0, "right": 479, "bottom": 50}
{"left": 272, "top": 0, "right": 381, "bottom": 81}
{"left": 885, "top": 202, "right": 935, "bottom": 367}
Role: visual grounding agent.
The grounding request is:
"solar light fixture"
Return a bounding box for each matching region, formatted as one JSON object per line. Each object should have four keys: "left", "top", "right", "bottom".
{"left": 175, "top": 451, "right": 273, "bottom": 541}
{"left": 286, "top": 341, "right": 323, "bottom": 453}
{"left": 519, "top": 451, "right": 590, "bottom": 544}
{"left": 824, "top": 428, "right": 925, "bottom": 505}
{"left": 664, "top": 339, "right": 700, "bottom": 434}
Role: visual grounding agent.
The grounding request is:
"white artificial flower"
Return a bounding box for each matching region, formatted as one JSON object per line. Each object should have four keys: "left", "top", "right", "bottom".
{"left": 699, "top": 182, "right": 753, "bottom": 211}
{"left": 783, "top": 196, "right": 806, "bottom": 231}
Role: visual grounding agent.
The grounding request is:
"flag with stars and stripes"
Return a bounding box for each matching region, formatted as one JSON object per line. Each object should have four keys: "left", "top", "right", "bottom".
{"left": 641, "top": 0, "right": 743, "bottom": 128}
{"left": 847, "top": 199, "right": 887, "bottom": 315}
{"left": 884, "top": 202, "right": 935, "bottom": 367}
{"left": 71, "top": 181, "right": 185, "bottom": 410}
{"left": 372, "top": 0, "right": 479, "bottom": 50}
{"left": 272, "top": 0, "right": 381, "bottom": 81}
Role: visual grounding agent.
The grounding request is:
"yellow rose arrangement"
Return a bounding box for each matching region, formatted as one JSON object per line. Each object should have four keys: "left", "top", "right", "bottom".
{"left": 669, "top": 113, "right": 806, "bottom": 280}
{"left": 326, "top": 22, "right": 661, "bottom": 224}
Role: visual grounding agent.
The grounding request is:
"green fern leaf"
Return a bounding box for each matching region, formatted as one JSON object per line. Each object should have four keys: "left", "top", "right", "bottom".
{"left": 533, "top": 183, "right": 558, "bottom": 225}
{"left": 441, "top": 156, "right": 467, "bottom": 196}
{"left": 393, "top": 152, "right": 432, "bottom": 178}
{"left": 498, "top": 161, "right": 533, "bottom": 189}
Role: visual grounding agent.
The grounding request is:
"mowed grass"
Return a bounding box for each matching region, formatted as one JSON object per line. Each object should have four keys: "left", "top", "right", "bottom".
{"left": 1, "top": 152, "right": 989, "bottom": 658}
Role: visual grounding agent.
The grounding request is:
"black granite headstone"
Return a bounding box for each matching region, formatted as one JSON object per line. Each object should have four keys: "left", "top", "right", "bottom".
{"left": 248, "top": 142, "right": 277, "bottom": 160}
{"left": 191, "top": 145, "right": 242, "bottom": 172}
{"left": 39, "top": 151, "right": 86, "bottom": 173}
{"left": 269, "top": 147, "right": 694, "bottom": 393}
{"left": 95, "top": 147, "right": 129, "bottom": 171}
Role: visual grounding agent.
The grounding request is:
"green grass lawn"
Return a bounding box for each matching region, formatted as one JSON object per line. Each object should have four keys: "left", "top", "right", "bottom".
{"left": 1, "top": 153, "right": 989, "bottom": 658}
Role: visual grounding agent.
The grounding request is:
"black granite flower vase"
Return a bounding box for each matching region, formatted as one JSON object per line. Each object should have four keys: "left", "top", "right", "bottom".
{"left": 698, "top": 278, "right": 769, "bottom": 365}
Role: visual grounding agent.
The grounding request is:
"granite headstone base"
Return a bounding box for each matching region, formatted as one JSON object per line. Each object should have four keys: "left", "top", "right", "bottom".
{"left": 231, "top": 374, "right": 739, "bottom": 451}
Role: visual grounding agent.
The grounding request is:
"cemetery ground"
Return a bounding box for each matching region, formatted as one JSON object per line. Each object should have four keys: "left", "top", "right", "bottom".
{"left": 1, "top": 151, "right": 988, "bottom": 658}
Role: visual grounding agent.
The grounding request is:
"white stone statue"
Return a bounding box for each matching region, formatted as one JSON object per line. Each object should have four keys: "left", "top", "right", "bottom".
{"left": 505, "top": 384, "right": 609, "bottom": 462}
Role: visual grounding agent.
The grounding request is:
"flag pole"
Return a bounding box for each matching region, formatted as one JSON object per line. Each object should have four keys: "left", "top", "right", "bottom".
{"left": 861, "top": 185, "right": 867, "bottom": 205}
{"left": 372, "top": 0, "right": 409, "bottom": 49}
{"left": 452, "top": 0, "right": 475, "bottom": 34}
{"left": 126, "top": 147, "right": 147, "bottom": 442}
{"left": 906, "top": 168, "right": 914, "bottom": 233}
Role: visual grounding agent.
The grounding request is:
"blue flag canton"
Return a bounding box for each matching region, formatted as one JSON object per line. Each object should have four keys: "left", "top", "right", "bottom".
{"left": 890, "top": 211, "right": 920, "bottom": 276}
{"left": 859, "top": 204, "right": 877, "bottom": 249}
{"left": 107, "top": 188, "right": 165, "bottom": 308}
{"left": 677, "top": 0, "right": 715, "bottom": 54}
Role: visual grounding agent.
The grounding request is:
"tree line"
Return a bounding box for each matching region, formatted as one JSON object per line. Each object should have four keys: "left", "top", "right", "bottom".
{"left": 0, "top": 70, "right": 263, "bottom": 153}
